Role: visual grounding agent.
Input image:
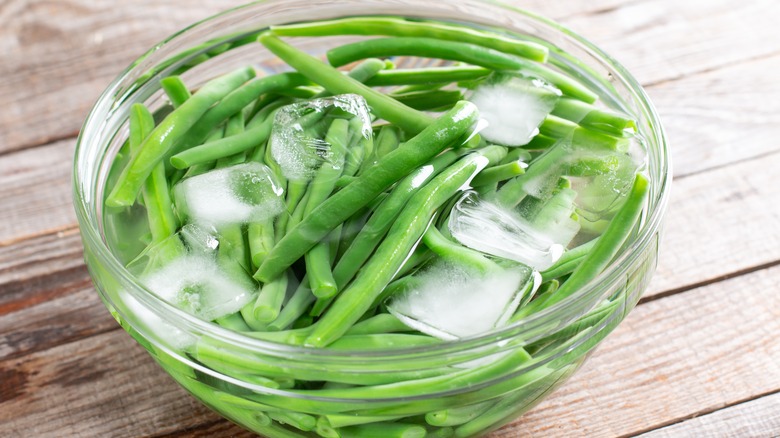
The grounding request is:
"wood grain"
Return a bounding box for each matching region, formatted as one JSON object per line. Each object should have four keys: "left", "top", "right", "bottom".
{"left": 2, "top": 252, "right": 778, "bottom": 437}
{"left": 563, "top": 0, "right": 780, "bottom": 86}
{"left": 0, "top": 0, "right": 636, "bottom": 156}
{"left": 648, "top": 51, "right": 780, "bottom": 179}
{"left": 637, "top": 392, "right": 780, "bottom": 438}
{"left": 0, "top": 139, "right": 75, "bottom": 244}
{"left": 2, "top": 0, "right": 779, "bottom": 436}
{"left": 649, "top": 148, "right": 780, "bottom": 295}
{"left": 0, "top": 0, "right": 237, "bottom": 154}
{"left": 0, "top": 330, "right": 221, "bottom": 437}
{"left": 2, "top": 0, "right": 779, "bottom": 156}
{"left": 507, "top": 264, "right": 780, "bottom": 437}
{"left": 1, "top": 130, "right": 779, "bottom": 390}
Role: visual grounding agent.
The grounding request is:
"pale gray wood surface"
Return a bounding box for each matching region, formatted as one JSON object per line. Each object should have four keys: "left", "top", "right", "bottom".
{"left": 1, "top": 0, "right": 779, "bottom": 437}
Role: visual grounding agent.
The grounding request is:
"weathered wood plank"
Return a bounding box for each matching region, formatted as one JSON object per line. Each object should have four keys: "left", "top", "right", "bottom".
{"left": 2, "top": 252, "right": 778, "bottom": 437}
{"left": 562, "top": 0, "right": 780, "bottom": 86}
{"left": 505, "top": 264, "right": 780, "bottom": 437}
{"left": 0, "top": 0, "right": 634, "bottom": 155}
{"left": 646, "top": 51, "right": 780, "bottom": 178}
{"left": 0, "top": 139, "right": 75, "bottom": 244}
{"left": 0, "top": 229, "right": 83, "bottom": 313}
{"left": 648, "top": 147, "right": 780, "bottom": 295}
{"left": 0, "top": 0, "right": 237, "bottom": 154}
{"left": 0, "top": 283, "right": 117, "bottom": 363}
{"left": 637, "top": 392, "right": 780, "bottom": 438}
{"left": 0, "top": 330, "right": 220, "bottom": 437}
{"left": 2, "top": 138, "right": 779, "bottom": 370}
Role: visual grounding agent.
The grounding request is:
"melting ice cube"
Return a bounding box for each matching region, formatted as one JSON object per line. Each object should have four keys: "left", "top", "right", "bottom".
{"left": 140, "top": 254, "right": 256, "bottom": 322}
{"left": 387, "top": 260, "right": 534, "bottom": 340}
{"left": 127, "top": 225, "right": 257, "bottom": 322}
{"left": 468, "top": 74, "right": 561, "bottom": 147}
{"left": 449, "top": 192, "right": 566, "bottom": 270}
{"left": 269, "top": 94, "right": 372, "bottom": 180}
{"left": 173, "top": 162, "right": 284, "bottom": 227}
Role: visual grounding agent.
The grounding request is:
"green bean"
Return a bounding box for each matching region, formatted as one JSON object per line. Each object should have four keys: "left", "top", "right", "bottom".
{"left": 391, "top": 89, "right": 463, "bottom": 112}
{"left": 254, "top": 101, "right": 480, "bottom": 283}
{"left": 195, "top": 338, "right": 450, "bottom": 386}
{"left": 306, "top": 146, "right": 506, "bottom": 347}
{"left": 425, "top": 400, "right": 495, "bottom": 427}
{"left": 251, "top": 270, "right": 290, "bottom": 323}
{"left": 258, "top": 34, "right": 433, "bottom": 134}
{"left": 344, "top": 313, "right": 411, "bottom": 335}
{"left": 288, "top": 347, "right": 529, "bottom": 400}
{"left": 421, "top": 225, "right": 498, "bottom": 274}
{"left": 128, "top": 103, "right": 156, "bottom": 154}
{"left": 470, "top": 160, "right": 526, "bottom": 187}
{"left": 374, "top": 124, "right": 401, "bottom": 159}
{"left": 322, "top": 414, "right": 406, "bottom": 429}
{"left": 339, "top": 422, "right": 427, "bottom": 438}
{"left": 328, "top": 37, "right": 524, "bottom": 72}
{"left": 552, "top": 97, "right": 636, "bottom": 136}
{"left": 268, "top": 411, "right": 317, "bottom": 432}
{"left": 267, "top": 278, "right": 314, "bottom": 331}
{"left": 326, "top": 37, "right": 597, "bottom": 102}
{"left": 331, "top": 149, "right": 464, "bottom": 290}
{"left": 522, "top": 133, "right": 558, "bottom": 150}
{"left": 524, "top": 173, "right": 649, "bottom": 315}
{"left": 176, "top": 72, "right": 310, "bottom": 149}
{"left": 539, "top": 115, "right": 628, "bottom": 150}
{"left": 365, "top": 66, "right": 491, "bottom": 86}
{"left": 107, "top": 66, "right": 255, "bottom": 207}
{"left": 159, "top": 76, "right": 191, "bottom": 108}
{"left": 302, "top": 119, "right": 349, "bottom": 298}
{"left": 271, "top": 17, "right": 548, "bottom": 62}
{"left": 169, "top": 114, "right": 275, "bottom": 169}
{"left": 129, "top": 104, "right": 178, "bottom": 242}
{"left": 214, "top": 311, "right": 251, "bottom": 332}
{"left": 314, "top": 57, "right": 387, "bottom": 99}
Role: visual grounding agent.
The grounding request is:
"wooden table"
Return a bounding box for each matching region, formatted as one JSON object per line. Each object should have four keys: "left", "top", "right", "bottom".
{"left": 2, "top": 0, "right": 779, "bottom": 436}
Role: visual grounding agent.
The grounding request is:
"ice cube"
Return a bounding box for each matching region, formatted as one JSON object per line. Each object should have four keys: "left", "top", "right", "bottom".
{"left": 269, "top": 94, "right": 372, "bottom": 180}
{"left": 173, "top": 162, "right": 284, "bottom": 227}
{"left": 518, "top": 137, "right": 645, "bottom": 223}
{"left": 468, "top": 74, "right": 561, "bottom": 147}
{"left": 121, "top": 290, "right": 195, "bottom": 350}
{"left": 387, "top": 260, "right": 534, "bottom": 340}
{"left": 140, "top": 254, "right": 256, "bottom": 321}
{"left": 449, "top": 192, "right": 565, "bottom": 270}
{"left": 127, "top": 225, "right": 258, "bottom": 322}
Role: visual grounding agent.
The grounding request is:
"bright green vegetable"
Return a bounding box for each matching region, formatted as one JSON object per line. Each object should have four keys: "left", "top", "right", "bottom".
{"left": 102, "top": 16, "right": 652, "bottom": 438}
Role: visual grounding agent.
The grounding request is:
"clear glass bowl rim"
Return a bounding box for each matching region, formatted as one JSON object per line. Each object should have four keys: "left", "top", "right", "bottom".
{"left": 72, "top": 0, "right": 672, "bottom": 361}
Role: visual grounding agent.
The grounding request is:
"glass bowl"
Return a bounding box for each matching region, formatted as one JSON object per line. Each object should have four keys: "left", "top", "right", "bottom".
{"left": 73, "top": 0, "right": 671, "bottom": 436}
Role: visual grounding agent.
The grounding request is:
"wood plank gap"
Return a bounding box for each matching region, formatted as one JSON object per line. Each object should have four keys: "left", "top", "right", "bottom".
{"left": 639, "top": 257, "right": 780, "bottom": 306}
{"left": 673, "top": 147, "right": 780, "bottom": 181}
{"left": 0, "top": 131, "right": 79, "bottom": 159}
{"left": 641, "top": 46, "right": 780, "bottom": 89}
{"left": 621, "top": 387, "right": 780, "bottom": 438}
{"left": 0, "top": 224, "right": 79, "bottom": 248}
{"left": 557, "top": 0, "right": 650, "bottom": 21}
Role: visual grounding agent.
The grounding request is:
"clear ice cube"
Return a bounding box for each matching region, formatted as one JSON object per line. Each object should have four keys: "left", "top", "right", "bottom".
{"left": 173, "top": 162, "right": 285, "bottom": 227}
{"left": 269, "top": 94, "right": 373, "bottom": 180}
{"left": 127, "top": 225, "right": 257, "bottom": 322}
{"left": 519, "top": 138, "right": 646, "bottom": 223}
{"left": 387, "top": 260, "right": 534, "bottom": 340}
{"left": 468, "top": 74, "right": 561, "bottom": 147}
{"left": 449, "top": 192, "right": 565, "bottom": 270}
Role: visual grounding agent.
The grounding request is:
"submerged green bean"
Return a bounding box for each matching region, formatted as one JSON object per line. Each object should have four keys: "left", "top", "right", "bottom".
{"left": 271, "top": 16, "right": 548, "bottom": 62}
{"left": 107, "top": 66, "right": 255, "bottom": 207}
{"left": 254, "top": 101, "right": 480, "bottom": 283}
